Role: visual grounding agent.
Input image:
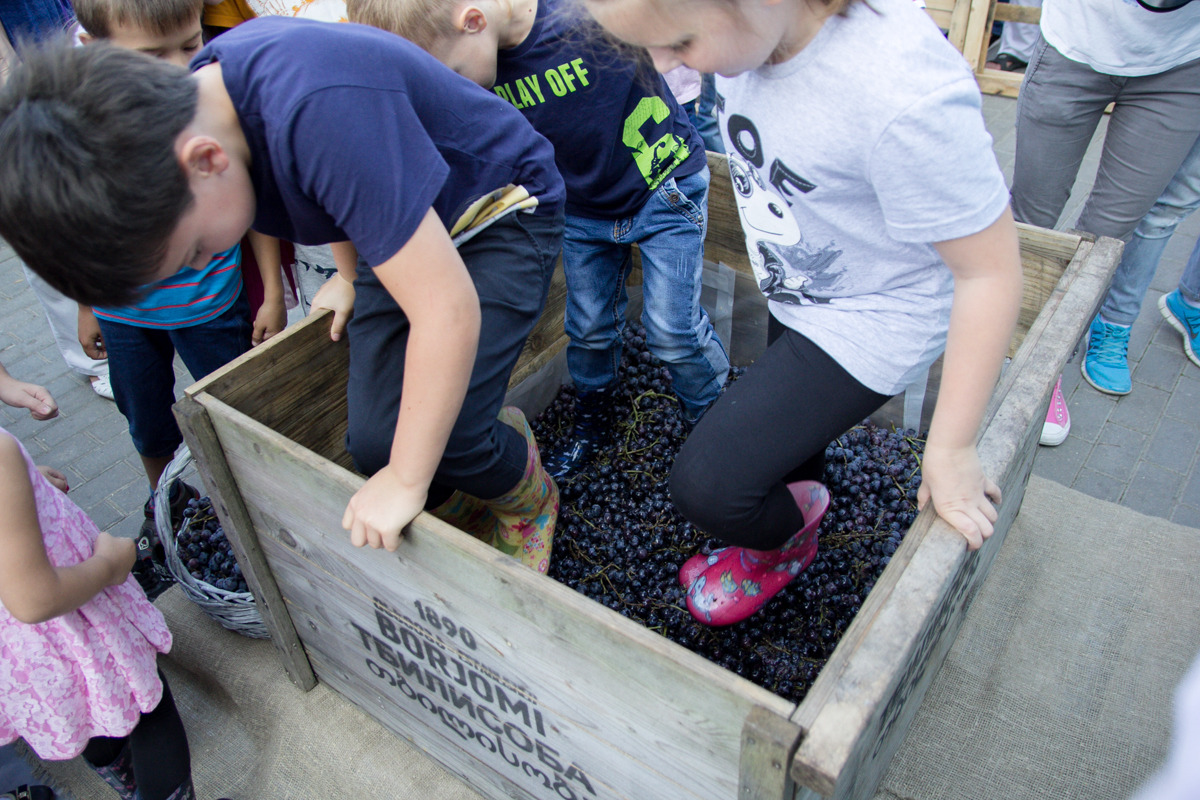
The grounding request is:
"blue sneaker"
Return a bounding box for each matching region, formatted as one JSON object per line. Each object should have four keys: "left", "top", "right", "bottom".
{"left": 1081, "top": 315, "right": 1132, "bottom": 395}
{"left": 1159, "top": 290, "right": 1200, "bottom": 368}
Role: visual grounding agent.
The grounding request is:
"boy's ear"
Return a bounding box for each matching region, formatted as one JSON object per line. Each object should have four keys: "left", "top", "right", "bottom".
{"left": 78, "top": 31, "right": 95, "bottom": 45}
{"left": 178, "top": 135, "right": 230, "bottom": 178}
{"left": 458, "top": 6, "right": 488, "bottom": 33}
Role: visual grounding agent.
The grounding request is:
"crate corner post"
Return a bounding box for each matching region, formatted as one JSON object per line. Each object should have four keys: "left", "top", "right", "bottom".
{"left": 740, "top": 705, "right": 804, "bottom": 800}
{"left": 173, "top": 392, "right": 318, "bottom": 692}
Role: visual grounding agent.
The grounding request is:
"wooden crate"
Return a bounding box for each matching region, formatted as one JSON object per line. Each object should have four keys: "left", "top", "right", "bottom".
{"left": 175, "top": 153, "right": 1120, "bottom": 800}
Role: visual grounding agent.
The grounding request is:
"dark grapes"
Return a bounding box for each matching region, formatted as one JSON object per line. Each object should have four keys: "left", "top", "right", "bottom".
{"left": 531, "top": 324, "right": 925, "bottom": 704}
{"left": 174, "top": 497, "right": 252, "bottom": 595}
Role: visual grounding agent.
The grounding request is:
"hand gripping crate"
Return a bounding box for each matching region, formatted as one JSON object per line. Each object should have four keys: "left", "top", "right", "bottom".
{"left": 173, "top": 153, "right": 1120, "bottom": 800}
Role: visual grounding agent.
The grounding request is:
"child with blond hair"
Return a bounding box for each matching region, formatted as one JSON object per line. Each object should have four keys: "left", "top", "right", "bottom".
{"left": 350, "top": 0, "right": 730, "bottom": 479}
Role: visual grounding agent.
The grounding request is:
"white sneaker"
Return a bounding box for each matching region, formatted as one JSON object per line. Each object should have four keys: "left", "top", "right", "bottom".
{"left": 1039, "top": 375, "right": 1070, "bottom": 446}
{"left": 90, "top": 374, "right": 115, "bottom": 401}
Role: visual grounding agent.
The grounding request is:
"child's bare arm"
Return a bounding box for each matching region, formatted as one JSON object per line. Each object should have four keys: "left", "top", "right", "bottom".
{"left": 924, "top": 206, "right": 1023, "bottom": 550}
{"left": 77, "top": 304, "right": 106, "bottom": 361}
{"left": 0, "top": 362, "right": 57, "bottom": 420}
{"left": 311, "top": 241, "right": 361, "bottom": 341}
{"left": 341, "top": 210, "right": 480, "bottom": 552}
{"left": 247, "top": 231, "right": 288, "bottom": 345}
{"left": 0, "top": 434, "right": 135, "bottom": 624}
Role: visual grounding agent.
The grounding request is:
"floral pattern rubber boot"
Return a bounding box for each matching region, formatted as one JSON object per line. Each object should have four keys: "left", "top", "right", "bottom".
{"left": 682, "top": 480, "right": 830, "bottom": 626}
{"left": 485, "top": 406, "right": 559, "bottom": 573}
{"left": 428, "top": 490, "right": 497, "bottom": 545}
{"left": 89, "top": 743, "right": 137, "bottom": 800}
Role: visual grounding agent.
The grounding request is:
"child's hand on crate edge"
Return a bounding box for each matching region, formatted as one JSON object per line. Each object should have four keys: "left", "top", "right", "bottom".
{"left": 916, "top": 442, "right": 1001, "bottom": 551}
{"left": 310, "top": 272, "right": 356, "bottom": 342}
{"left": 342, "top": 465, "right": 428, "bottom": 551}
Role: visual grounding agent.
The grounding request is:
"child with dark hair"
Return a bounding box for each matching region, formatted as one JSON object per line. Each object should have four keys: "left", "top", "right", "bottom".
{"left": 60, "top": 0, "right": 290, "bottom": 599}
{"left": 350, "top": 0, "right": 731, "bottom": 480}
{"left": 0, "top": 17, "right": 567, "bottom": 571}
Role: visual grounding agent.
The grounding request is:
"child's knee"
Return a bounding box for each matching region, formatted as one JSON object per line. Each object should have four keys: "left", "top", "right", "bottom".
{"left": 669, "top": 453, "right": 750, "bottom": 538}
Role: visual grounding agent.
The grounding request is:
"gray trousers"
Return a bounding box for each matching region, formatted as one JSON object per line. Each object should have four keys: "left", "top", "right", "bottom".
{"left": 1011, "top": 35, "right": 1200, "bottom": 242}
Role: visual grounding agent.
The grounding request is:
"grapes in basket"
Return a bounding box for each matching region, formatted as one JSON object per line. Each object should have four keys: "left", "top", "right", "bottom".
{"left": 178, "top": 497, "right": 249, "bottom": 594}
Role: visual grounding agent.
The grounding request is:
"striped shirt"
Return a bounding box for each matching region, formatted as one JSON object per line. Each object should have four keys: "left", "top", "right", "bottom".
{"left": 93, "top": 245, "right": 243, "bottom": 329}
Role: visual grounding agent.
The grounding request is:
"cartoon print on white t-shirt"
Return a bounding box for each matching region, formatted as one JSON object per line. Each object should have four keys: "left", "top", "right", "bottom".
{"left": 727, "top": 142, "right": 845, "bottom": 305}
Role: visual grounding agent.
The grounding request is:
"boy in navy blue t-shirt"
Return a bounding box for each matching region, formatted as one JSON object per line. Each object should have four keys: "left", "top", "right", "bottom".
{"left": 71, "top": 0, "right": 289, "bottom": 601}
{"left": 0, "top": 18, "right": 567, "bottom": 572}
{"left": 351, "top": 0, "right": 731, "bottom": 477}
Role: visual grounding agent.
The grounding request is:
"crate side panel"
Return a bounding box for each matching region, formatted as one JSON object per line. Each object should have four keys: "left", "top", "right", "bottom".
{"left": 301, "top": 642, "right": 565, "bottom": 800}
{"left": 204, "top": 410, "right": 794, "bottom": 800}
{"left": 186, "top": 309, "right": 354, "bottom": 468}
{"left": 705, "top": 153, "right": 754, "bottom": 277}
{"left": 270, "top": 551, "right": 724, "bottom": 800}
{"left": 513, "top": 262, "right": 566, "bottom": 382}
{"left": 788, "top": 235, "right": 1121, "bottom": 799}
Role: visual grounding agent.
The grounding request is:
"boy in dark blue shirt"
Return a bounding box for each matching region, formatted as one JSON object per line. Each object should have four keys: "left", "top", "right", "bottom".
{"left": 0, "top": 18, "right": 567, "bottom": 572}
{"left": 351, "top": 0, "right": 730, "bottom": 476}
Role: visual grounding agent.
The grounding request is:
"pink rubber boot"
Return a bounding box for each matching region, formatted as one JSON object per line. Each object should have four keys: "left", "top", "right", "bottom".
{"left": 682, "top": 481, "right": 829, "bottom": 626}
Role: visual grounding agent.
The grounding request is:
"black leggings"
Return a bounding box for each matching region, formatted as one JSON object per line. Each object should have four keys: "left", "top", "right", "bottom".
{"left": 81, "top": 673, "right": 191, "bottom": 800}
{"left": 670, "top": 319, "right": 891, "bottom": 550}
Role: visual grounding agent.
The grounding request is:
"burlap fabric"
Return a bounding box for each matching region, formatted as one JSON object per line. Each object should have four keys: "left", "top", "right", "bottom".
{"left": 872, "top": 474, "right": 1200, "bottom": 800}
{"left": 24, "top": 474, "right": 1199, "bottom": 799}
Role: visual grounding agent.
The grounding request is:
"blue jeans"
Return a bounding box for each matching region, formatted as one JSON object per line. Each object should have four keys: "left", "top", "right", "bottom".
{"left": 98, "top": 291, "right": 251, "bottom": 458}
{"left": 693, "top": 73, "right": 724, "bottom": 154}
{"left": 1100, "top": 133, "right": 1200, "bottom": 325}
{"left": 563, "top": 166, "right": 729, "bottom": 422}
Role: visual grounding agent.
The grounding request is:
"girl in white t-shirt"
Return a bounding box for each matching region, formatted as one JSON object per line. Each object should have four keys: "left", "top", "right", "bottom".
{"left": 581, "top": 0, "right": 1024, "bottom": 626}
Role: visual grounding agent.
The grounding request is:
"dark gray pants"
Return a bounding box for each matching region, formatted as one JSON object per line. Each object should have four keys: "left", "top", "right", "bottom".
{"left": 345, "top": 209, "right": 563, "bottom": 504}
{"left": 1012, "top": 36, "right": 1200, "bottom": 241}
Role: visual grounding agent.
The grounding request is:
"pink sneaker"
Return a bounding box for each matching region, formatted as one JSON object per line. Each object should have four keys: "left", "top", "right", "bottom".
{"left": 683, "top": 481, "right": 829, "bottom": 627}
{"left": 1040, "top": 375, "right": 1070, "bottom": 446}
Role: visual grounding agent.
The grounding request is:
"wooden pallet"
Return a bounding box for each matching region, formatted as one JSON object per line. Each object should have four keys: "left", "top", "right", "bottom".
{"left": 933, "top": 0, "right": 1040, "bottom": 98}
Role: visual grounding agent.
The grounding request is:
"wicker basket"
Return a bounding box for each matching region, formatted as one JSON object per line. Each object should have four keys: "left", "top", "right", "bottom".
{"left": 156, "top": 447, "right": 270, "bottom": 639}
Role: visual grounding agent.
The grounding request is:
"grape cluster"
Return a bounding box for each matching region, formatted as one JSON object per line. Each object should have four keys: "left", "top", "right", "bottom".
{"left": 177, "top": 497, "right": 250, "bottom": 594}
{"left": 531, "top": 325, "right": 925, "bottom": 703}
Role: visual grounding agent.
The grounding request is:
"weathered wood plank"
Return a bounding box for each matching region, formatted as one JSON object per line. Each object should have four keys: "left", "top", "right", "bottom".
{"left": 301, "top": 642, "right": 569, "bottom": 800}
{"left": 173, "top": 394, "right": 317, "bottom": 690}
{"left": 514, "top": 261, "right": 567, "bottom": 379}
{"left": 976, "top": 68, "right": 1024, "bottom": 99}
{"left": 788, "top": 236, "right": 1121, "bottom": 799}
{"left": 961, "top": 0, "right": 997, "bottom": 72}
{"left": 992, "top": 2, "right": 1040, "bottom": 23}
{"left": 196, "top": 392, "right": 796, "bottom": 800}
{"left": 740, "top": 707, "right": 802, "bottom": 800}
{"left": 272, "top": 554, "right": 712, "bottom": 800}
{"left": 705, "top": 153, "right": 755, "bottom": 278}
{"left": 184, "top": 309, "right": 355, "bottom": 469}
{"left": 944, "top": 0, "right": 973, "bottom": 55}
